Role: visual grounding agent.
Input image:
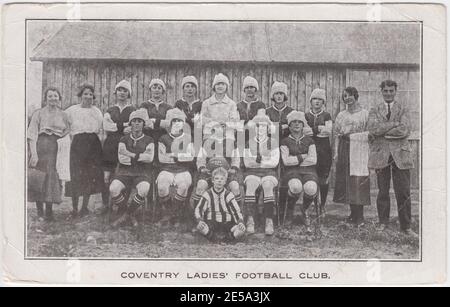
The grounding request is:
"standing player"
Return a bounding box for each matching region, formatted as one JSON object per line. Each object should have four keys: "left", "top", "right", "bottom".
{"left": 304, "top": 89, "right": 333, "bottom": 211}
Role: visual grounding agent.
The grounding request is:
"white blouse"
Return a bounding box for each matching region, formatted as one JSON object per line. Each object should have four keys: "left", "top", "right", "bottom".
{"left": 65, "top": 104, "right": 103, "bottom": 136}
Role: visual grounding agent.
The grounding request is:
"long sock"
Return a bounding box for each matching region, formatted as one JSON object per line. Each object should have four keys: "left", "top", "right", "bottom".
{"left": 82, "top": 194, "right": 90, "bottom": 211}
{"left": 111, "top": 192, "right": 126, "bottom": 213}
{"left": 234, "top": 193, "right": 243, "bottom": 206}
{"left": 129, "top": 194, "right": 145, "bottom": 214}
{"left": 286, "top": 191, "right": 300, "bottom": 219}
{"left": 101, "top": 189, "right": 109, "bottom": 207}
{"left": 71, "top": 196, "right": 79, "bottom": 213}
{"left": 244, "top": 195, "right": 257, "bottom": 217}
{"left": 36, "top": 202, "right": 44, "bottom": 217}
{"left": 174, "top": 194, "right": 187, "bottom": 222}
{"left": 319, "top": 183, "right": 329, "bottom": 208}
{"left": 263, "top": 196, "right": 275, "bottom": 219}
{"left": 45, "top": 203, "right": 53, "bottom": 219}
{"left": 303, "top": 195, "right": 314, "bottom": 211}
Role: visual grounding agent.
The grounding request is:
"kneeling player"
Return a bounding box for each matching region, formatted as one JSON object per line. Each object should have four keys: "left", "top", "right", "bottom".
{"left": 191, "top": 124, "right": 243, "bottom": 207}
{"left": 157, "top": 108, "right": 195, "bottom": 226}
{"left": 109, "top": 109, "right": 154, "bottom": 228}
{"left": 195, "top": 167, "right": 246, "bottom": 242}
{"left": 280, "top": 111, "right": 318, "bottom": 233}
{"left": 243, "top": 111, "right": 280, "bottom": 236}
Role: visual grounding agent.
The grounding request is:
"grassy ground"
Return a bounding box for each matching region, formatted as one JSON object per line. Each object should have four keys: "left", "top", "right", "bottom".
{"left": 26, "top": 190, "right": 420, "bottom": 259}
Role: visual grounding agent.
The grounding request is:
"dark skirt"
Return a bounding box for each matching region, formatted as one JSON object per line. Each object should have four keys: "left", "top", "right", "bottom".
{"left": 28, "top": 134, "right": 62, "bottom": 203}
{"left": 66, "top": 133, "right": 104, "bottom": 197}
{"left": 102, "top": 132, "right": 123, "bottom": 171}
{"left": 333, "top": 136, "right": 371, "bottom": 206}
{"left": 314, "top": 137, "right": 332, "bottom": 179}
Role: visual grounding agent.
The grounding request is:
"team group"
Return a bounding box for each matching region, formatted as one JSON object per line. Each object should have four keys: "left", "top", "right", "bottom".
{"left": 27, "top": 72, "right": 417, "bottom": 242}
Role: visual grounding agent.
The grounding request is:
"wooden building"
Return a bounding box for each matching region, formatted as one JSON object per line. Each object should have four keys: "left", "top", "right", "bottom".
{"left": 30, "top": 21, "right": 421, "bottom": 188}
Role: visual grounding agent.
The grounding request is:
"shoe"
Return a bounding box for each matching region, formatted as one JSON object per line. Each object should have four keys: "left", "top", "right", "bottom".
{"left": 355, "top": 221, "right": 365, "bottom": 228}
{"left": 100, "top": 205, "right": 110, "bottom": 216}
{"left": 403, "top": 229, "right": 419, "bottom": 239}
{"left": 246, "top": 216, "right": 255, "bottom": 234}
{"left": 129, "top": 215, "right": 139, "bottom": 228}
{"left": 44, "top": 214, "right": 55, "bottom": 223}
{"left": 376, "top": 223, "right": 388, "bottom": 232}
{"left": 112, "top": 213, "right": 129, "bottom": 228}
{"left": 265, "top": 218, "right": 274, "bottom": 236}
{"left": 67, "top": 211, "right": 78, "bottom": 221}
{"left": 79, "top": 208, "right": 90, "bottom": 218}
{"left": 231, "top": 225, "right": 245, "bottom": 239}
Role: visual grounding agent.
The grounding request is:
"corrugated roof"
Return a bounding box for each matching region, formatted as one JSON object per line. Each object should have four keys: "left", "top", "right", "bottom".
{"left": 30, "top": 21, "right": 420, "bottom": 65}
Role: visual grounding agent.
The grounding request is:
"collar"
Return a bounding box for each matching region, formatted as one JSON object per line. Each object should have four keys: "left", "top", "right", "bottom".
{"left": 212, "top": 187, "right": 225, "bottom": 195}
{"left": 182, "top": 98, "right": 200, "bottom": 106}
{"left": 309, "top": 109, "right": 324, "bottom": 117}
{"left": 272, "top": 104, "right": 287, "bottom": 112}
{"left": 149, "top": 99, "right": 164, "bottom": 106}
{"left": 242, "top": 98, "right": 258, "bottom": 104}
{"left": 289, "top": 134, "right": 305, "bottom": 142}
{"left": 254, "top": 135, "right": 269, "bottom": 145}
{"left": 210, "top": 94, "right": 231, "bottom": 105}
{"left": 384, "top": 100, "right": 396, "bottom": 107}
{"left": 169, "top": 132, "right": 185, "bottom": 139}
{"left": 130, "top": 133, "right": 145, "bottom": 142}
{"left": 116, "top": 103, "right": 131, "bottom": 112}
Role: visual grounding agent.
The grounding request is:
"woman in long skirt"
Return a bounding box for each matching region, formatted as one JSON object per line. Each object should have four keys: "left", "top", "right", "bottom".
{"left": 28, "top": 87, "right": 70, "bottom": 221}
{"left": 333, "top": 86, "right": 371, "bottom": 227}
{"left": 65, "top": 84, "right": 104, "bottom": 218}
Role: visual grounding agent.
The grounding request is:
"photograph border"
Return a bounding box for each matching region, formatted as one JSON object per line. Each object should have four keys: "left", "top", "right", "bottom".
{"left": 23, "top": 17, "right": 423, "bottom": 263}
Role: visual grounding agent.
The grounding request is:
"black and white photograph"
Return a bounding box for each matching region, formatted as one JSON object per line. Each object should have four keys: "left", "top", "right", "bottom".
{"left": 1, "top": 1, "right": 446, "bottom": 286}
{"left": 25, "top": 19, "right": 422, "bottom": 260}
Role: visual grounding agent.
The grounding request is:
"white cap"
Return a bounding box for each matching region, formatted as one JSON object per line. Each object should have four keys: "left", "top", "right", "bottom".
{"left": 287, "top": 111, "right": 307, "bottom": 126}
{"left": 270, "top": 81, "right": 288, "bottom": 98}
{"left": 181, "top": 75, "right": 198, "bottom": 89}
{"left": 243, "top": 76, "right": 259, "bottom": 91}
{"left": 149, "top": 78, "right": 166, "bottom": 92}
{"left": 310, "top": 88, "right": 326, "bottom": 101}
{"left": 129, "top": 109, "right": 149, "bottom": 124}
{"left": 212, "top": 73, "right": 230, "bottom": 89}
{"left": 165, "top": 108, "right": 187, "bottom": 123}
{"left": 115, "top": 79, "right": 132, "bottom": 96}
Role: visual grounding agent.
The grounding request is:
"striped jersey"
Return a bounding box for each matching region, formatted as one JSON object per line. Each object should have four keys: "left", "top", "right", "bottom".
{"left": 195, "top": 188, "right": 244, "bottom": 224}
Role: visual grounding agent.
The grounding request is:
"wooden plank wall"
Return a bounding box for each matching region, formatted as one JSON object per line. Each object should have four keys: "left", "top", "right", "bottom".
{"left": 40, "top": 60, "right": 420, "bottom": 189}
{"left": 42, "top": 60, "right": 346, "bottom": 117}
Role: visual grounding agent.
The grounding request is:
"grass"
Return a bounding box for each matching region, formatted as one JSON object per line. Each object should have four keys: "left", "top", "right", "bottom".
{"left": 26, "top": 190, "right": 420, "bottom": 259}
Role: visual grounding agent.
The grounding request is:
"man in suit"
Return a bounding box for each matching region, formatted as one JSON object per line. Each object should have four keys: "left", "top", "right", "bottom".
{"left": 368, "top": 80, "right": 417, "bottom": 237}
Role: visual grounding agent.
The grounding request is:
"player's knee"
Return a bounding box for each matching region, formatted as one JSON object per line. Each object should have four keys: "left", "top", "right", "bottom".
{"left": 136, "top": 182, "right": 150, "bottom": 197}
{"left": 288, "top": 179, "right": 303, "bottom": 195}
{"left": 228, "top": 181, "right": 240, "bottom": 195}
{"left": 109, "top": 181, "right": 123, "bottom": 196}
{"left": 304, "top": 181, "right": 318, "bottom": 197}
{"left": 261, "top": 180, "right": 275, "bottom": 195}
{"left": 196, "top": 180, "right": 209, "bottom": 195}
{"left": 245, "top": 178, "right": 260, "bottom": 195}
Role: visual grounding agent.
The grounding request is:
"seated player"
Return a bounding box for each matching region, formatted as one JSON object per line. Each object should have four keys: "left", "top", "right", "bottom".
{"left": 242, "top": 110, "right": 280, "bottom": 236}
{"left": 195, "top": 167, "right": 246, "bottom": 242}
{"left": 280, "top": 111, "right": 318, "bottom": 233}
{"left": 157, "top": 108, "right": 195, "bottom": 227}
{"left": 109, "top": 109, "right": 155, "bottom": 228}
{"left": 191, "top": 124, "right": 243, "bottom": 209}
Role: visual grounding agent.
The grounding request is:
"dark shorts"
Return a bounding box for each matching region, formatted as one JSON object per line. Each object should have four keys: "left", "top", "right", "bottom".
{"left": 281, "top": 169, "right": 318, "bottom": 187}
{"left": 195, "top": 170, "right": 243, "bottom": 186}
{"left": 113, "top": 175, "right": 151, "bottom": 188}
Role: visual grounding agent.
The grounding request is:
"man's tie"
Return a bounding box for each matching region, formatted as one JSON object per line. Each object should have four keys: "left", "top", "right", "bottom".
{"left": 386, "top": 103, "right": 392, "bottom": 120}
